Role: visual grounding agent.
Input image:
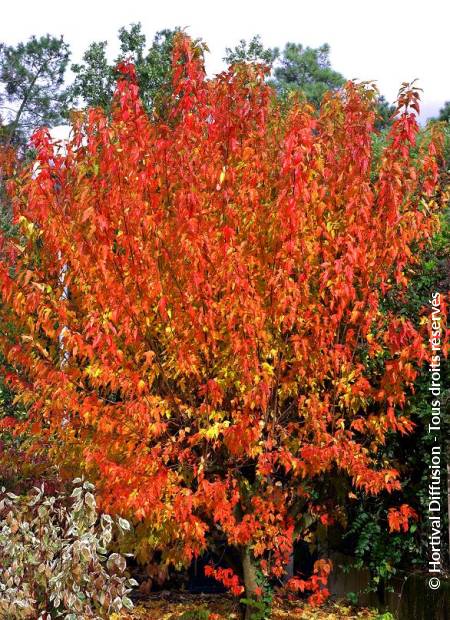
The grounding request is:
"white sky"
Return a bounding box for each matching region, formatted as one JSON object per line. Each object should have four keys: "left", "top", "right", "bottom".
{"left": 1, "top": 0, "right": 449, "bottom": 123}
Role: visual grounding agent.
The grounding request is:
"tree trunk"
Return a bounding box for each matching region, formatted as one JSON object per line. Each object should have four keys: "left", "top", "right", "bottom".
{"left": 241, "top": 546, "right": 258, "bottom": 620}
{"left": 6, "top": 65, "right": 44, "bottom": 146}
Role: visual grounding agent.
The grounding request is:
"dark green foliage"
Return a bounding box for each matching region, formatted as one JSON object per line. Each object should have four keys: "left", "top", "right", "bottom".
{"left": 0, "top": 34, "right": 70, "bottom": 145}
{"left": 344, "top": 500, "right": 419, "bottom": 591}
{"left": 223, "top": 35, "right": 279, "bottom": 66}
{"left": 441, "top": 121, "right": 450, "bottom": 169}
{"left": 273, "top": 42, "right": 345, "bottom": 107}
{"left": 436, "top": 101, "right": 450, "bottom": 123}
{"left": 69, "top": 41, "right": 115, "bottom": 110}
{"left": 69, "top": 24, "right": 185, "bottom": 116}
{"left": 374, "top": 95, "right": 395, "bottom": 131}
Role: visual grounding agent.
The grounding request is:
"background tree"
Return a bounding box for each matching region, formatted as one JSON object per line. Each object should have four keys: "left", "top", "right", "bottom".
{"left": 68, "top": 41, "right": 115, "bottom": 111}
{"left": 223, "top": 35, "right": 279, "bottom": 66}
{"left": 273, "top": 42, "right": 345, "bottom": 107}
{"left": 69, "top": 23, "right": 201, "bottom": 116}
{"left": 0, "top": 34, "right": 70, "bottom": 146}
{"left": 436, "top": 101, "right": 450, "bottom": 123}
{"left": 374, "top": 94, "right": 396, "bottom": 131}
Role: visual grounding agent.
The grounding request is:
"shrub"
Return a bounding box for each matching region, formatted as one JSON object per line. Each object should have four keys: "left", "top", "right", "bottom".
{"left": 0, "top": 479, "right": 136, "bottom": 618}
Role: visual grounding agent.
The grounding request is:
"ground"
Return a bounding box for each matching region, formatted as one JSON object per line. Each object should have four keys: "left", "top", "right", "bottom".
{"left": 113, "top": 592, "right": 384, "bottom": 619}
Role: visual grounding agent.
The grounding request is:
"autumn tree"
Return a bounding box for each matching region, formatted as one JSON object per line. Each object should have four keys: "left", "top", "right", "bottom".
{"left": 0, "top": 35, "right": 445, "bottom": 618}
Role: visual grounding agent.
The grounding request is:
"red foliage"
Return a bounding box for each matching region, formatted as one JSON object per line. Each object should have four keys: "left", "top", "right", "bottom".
{"left": 388, "top": 504, "right": 418, "bottom": 533}
{"left": 204, "top": 565, "right": 244, "bottom": 596}
{"left": 288, "top": 559, "right": 332, "bottom": 606}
